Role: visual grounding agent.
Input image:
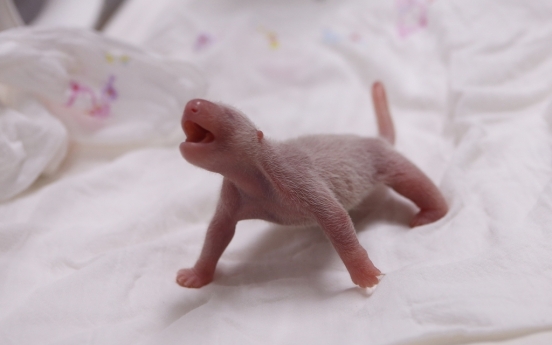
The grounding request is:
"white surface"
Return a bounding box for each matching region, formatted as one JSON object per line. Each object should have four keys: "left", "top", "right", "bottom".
{"left": 0, "top": 96, "right": 67, "bottom": 201}
{"left": 2, "top": 0, "right": 552, "bottom": 344}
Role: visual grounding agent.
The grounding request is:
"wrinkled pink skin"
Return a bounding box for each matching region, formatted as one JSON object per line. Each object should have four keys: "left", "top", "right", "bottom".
{"left": 177, "top": 82, "right": 448, "bottom": 289}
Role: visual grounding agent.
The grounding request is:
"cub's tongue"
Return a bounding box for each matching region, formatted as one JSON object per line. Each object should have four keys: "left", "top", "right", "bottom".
{"left": 184, "top": 121, "right": 214, "bottom": 143}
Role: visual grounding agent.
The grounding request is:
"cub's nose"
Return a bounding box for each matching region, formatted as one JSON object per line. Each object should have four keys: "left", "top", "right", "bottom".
{"left": 183, "top": 98, "right": 219, "bottom": 118}
{"left": 184, "top": 99, "right": 202, "bottom": 115}
{"left": 181, "top": 99, "right": 219, "bottom": 133}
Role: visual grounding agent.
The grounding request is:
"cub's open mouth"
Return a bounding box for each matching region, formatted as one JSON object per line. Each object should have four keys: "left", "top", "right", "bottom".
{"left": 184, "top": 120, "right": 214, "bottom": 144}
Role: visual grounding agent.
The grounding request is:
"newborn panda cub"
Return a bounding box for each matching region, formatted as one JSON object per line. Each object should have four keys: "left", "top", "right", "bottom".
{"left": 177, "top": 82, "right": 448, "bottom": 289}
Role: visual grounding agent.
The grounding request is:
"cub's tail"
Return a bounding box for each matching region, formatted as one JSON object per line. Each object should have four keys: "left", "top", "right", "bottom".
{"left": 372, "top": 82, "right": 395, "bottom": 145}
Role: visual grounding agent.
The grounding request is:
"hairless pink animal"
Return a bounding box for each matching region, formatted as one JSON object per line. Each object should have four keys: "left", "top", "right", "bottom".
{"left": 177, "top": 82, "right": 448, "bottom": 289}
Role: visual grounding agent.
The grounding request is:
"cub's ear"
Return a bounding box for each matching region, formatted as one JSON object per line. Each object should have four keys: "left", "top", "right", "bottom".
{"left": 257, "top": 130, "right": 264, "bottom": 142}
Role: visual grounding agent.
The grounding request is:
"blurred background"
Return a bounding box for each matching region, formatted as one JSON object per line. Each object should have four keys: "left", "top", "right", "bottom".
{"left": 2, "top": 0, "right": 126, "bottom": 30}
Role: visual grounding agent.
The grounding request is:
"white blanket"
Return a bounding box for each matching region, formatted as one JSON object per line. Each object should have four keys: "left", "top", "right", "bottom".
{"left": 0, "top": 27, "right": 205, "bottom": 201}
{"left": 1, "top": 0, "right": 552, "bottom": 344}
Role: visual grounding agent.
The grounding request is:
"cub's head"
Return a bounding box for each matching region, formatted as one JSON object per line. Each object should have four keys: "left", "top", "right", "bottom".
{"left": 180, "top": 99, "right": 264, "bottom": 173}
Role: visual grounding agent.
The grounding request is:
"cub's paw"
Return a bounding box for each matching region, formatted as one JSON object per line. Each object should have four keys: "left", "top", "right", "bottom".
{"left": 176, "top": 268, "right": 213, "bottom": 288}
{"left": 350, "top": 265, "right": 382, "bottom": 288}
{"left": 345, "top": 250, "right": 382, "bottom": 288}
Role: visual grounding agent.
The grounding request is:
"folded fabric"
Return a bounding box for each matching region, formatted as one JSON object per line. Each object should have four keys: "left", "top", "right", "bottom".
{"left": 0, "top": 96, "right": 67, "bottom": 202}
{"left": 0, "top": 27, "right": 206, "bottom": 145}
{"left": 0, "top": 27, "right": 206, "bottom": 201}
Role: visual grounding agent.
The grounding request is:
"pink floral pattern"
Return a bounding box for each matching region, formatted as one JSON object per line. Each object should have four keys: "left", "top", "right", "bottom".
{"left": 66, "top": 75, "right": 118, "bottom": 118}
{"left": 396, "top": 0, "right": 433, "bottom": 38}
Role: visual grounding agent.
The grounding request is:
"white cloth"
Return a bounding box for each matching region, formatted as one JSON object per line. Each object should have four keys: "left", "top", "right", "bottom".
{"left": 0, "top": 27, "right": 205, "bottom": 201}
{"left": 1, "top": 1, "right": 552, "bottom": 345}
{"left": 0, "top": 97, "right": 67, "bottom": 201}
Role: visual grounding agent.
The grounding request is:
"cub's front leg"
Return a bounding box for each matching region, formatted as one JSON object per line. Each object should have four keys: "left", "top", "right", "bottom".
{"left": 177, "top": 181, "right": 239, "bottom": 288}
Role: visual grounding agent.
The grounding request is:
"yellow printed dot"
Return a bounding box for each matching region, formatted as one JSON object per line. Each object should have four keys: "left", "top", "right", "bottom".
{"left": 105, "top": 53, "right": 115, "bottom": 64}
{"left": 268, "top": 32, "right": 279, "bottom": 50}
